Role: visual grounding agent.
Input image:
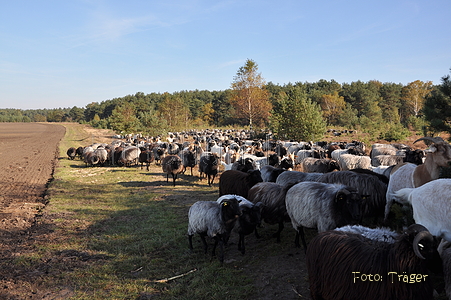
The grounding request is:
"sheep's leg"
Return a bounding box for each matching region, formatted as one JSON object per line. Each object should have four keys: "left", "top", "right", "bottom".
{"left": 199, "top": 233, "right": 208, "bottom": 254}
{"left": 273, "top": 222, "right": 284, "bottom": 243}
{"left": 166, "top": 173, "right": 169, "bottom": 182}
{"left": 172, "top": 173, "right": 177, "bottom": 186}
{"left": 299, "top": 226, "right": 308, "bottom": 251}
{"left": 254, "top": 228, "right": 261, "bottom": 239}
{"left": 188, "top": 235, "right": 194, "bottom": 251}
{"left": 238, "top": 233, "right": 245, "bottom": 255}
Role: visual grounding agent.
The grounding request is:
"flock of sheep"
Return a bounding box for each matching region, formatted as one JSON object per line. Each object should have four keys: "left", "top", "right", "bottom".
{"left": 67, "top": 129, "right": 451, "bottom": 300}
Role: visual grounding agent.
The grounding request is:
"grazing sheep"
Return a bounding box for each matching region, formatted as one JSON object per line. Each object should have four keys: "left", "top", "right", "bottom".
{"left": 161, "top": 155, "right": 184, "bottom": 186}
{"left": 218, "top": 169, "right": 263, "bottom": 198}
{"left": 187, "top": 196, "right": 242, "bottom": 263}
{"left": 316, "top": 170, "right": 384, "bottom": 220}
{"left": 247, "top": 182, "right": 293, "bottom": 242}
{"left": 94, "top": 146, "right": 108, "bottom": 166}
{"left": 67, "top": 147, "right": 77, "bottom": 160}
{"left": 393, "top": 178, "right": 451, "bottom": 243}
{"left": 384, "top": 136, "right": 451, "bottom": 221}
{"left": 75, "top": 146, "right": 84, "bottom": 159}
{"left": 275, "top": 170, "right": 323, "bottom": 187}
{"left": 285, "top": 182, "right": 363, "bottom": 249}
{"left": 217, "top": 195, "right": 262, "bottom": 255}
{"left": 198, "top": 152, "right": 220, "bottom": 186}
{"left": 260, "top": 165, "right": 286, "bottom": 182}
{"left": 306, "top": 224, "right": 440, "bottom": 300}
{"left": 84, "top": 151, "right": 99, "bottom": 167}
{"left": 301, "top": 157, "right": 340, "bottom": 173}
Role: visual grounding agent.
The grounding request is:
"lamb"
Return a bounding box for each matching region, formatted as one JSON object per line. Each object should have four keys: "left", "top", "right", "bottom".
{"left": 198, "top": 152, "right": 220, "bottom": 186}
{"left": 66, "top": 147, "right": 77, "bottom": 160}
{"left": 384, "top": 136, "right": 451, "bottom": 221}
{"left": 187, "top": 196, "right": 242, "bottom": 263}
{"left": 306, "top": 224, "right": 440, "bottom": 300}
{"left": 247, "top": 182, "right": 294, "bottom": 242}
{"left": 217, "top": 195, "right": 262, "bottom": 255}
{"left": 218, "top": 169, "right": 263, "bottom": 198}
{"left": 393, "top": 178, "right": 451, "bottom": 242}
{"left": 285, "top": 181, "right": 363, "bottom": 249}
{"left": 275, "top": 170, "right": 323, "bottom": 187}
{"left": 161, "top": 155, "right": 184, "bottom": 186}
{"left": 316, "top": 170, "right": 384, "bottom": 220}
{"left": 301, "top": 157, "right": 340, "bottom": 173}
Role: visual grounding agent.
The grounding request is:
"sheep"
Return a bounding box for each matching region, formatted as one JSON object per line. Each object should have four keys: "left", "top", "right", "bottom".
{"left": 138, "top": 149, "right": 154, "bottom": 171}
{"left": 306, "top": 224, "right": 440, "bottom": 300}
{"left": 275, "top": 170, "right": 323, "bottom": 187}
{"left": 198, "top": 152, "right": 220, "bottom": 186}
{"left": 217, "top": 195, "right": 262, "bottom": 255}
{"left": 260, "top": 165, "right": 286, "bottom": 182}
{"left": 161, "top": 155, "right": 184, "bottom": 186}
{"left": 371, "top": 154, "right": 404, "bottom": 167}
{"left": 94, "top": 146, "right": 108, "bottom": 166}
{"left": 66, "top": 147, "right": 76, "bottom": 160}
{"left": 231, "top": 156, "right": 258, "bottom": 172}
{"left": 247, "top": 182, "right": 294, "bottom": 242}
{"left": 295, "top": 149, "right": 322, "bottom": 165}
{"left": 335, "top": 224, "right": 398, "bottom": 243}
{"left": 316, "top": 170, "right": 385, "bottom": 220}
{"left": 301, "top": 157, "right": 340, "bottom": 173}
{"left": 438, "top": 239, "right": 451, "bottom": 300}
{"left": 75, "top": 146, "right": 84, "bottom": 159}
{"left": 337, "top": 153, "right": 372, "bottom": 170}
{"left": 285, "top": 182, "right": 363, "bottom": 249}
{"left": 384, "top": 137, "right": 451, "bottom": 221}
{"left": 180, "top": 148, "right": 196, "bottom": 176}
{"left": 83, "top": 151, "right": 99, "bottom": 167}
{"left": 187, "top": 196, "right": 242, "bottom": 263}
{"left": 393, "top": 178, "right": 451, "bottom": 243}
{"left": 119, "top": 146, "right": 141, "bottom": 166}
{"left": 218, "top": 169, "right": 263, "bottom": 198}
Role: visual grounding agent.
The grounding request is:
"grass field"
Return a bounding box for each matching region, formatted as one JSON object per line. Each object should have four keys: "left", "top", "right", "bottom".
{"left": 36, "top": 123, "right": 256, "bottom": 299}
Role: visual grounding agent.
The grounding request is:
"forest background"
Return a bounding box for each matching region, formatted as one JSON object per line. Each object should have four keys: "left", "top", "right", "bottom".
{"left": 2, "top": 60, "right": 451, "bottom": 143}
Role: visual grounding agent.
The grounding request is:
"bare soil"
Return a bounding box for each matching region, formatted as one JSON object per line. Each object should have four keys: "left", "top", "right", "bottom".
{"left": 0, "top": 123, "right": 443, "bottom": 300}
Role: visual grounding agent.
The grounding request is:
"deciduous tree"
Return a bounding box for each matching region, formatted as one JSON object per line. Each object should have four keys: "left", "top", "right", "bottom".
{"left": 230, "top": 59, "right": 272, "bottom": 129}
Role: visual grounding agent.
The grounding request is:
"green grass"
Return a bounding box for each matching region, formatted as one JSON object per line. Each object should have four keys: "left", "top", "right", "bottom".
{"left": 34, "top": 124, "right": 253, "bottom": 299}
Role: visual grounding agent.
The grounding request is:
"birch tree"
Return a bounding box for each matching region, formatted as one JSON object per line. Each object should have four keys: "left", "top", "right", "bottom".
{"left": 230, "top": 59, "right": 272, "bottom": 129}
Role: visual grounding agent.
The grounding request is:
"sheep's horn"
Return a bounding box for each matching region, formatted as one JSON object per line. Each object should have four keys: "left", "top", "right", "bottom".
{"left": 414, "top": 137, "right": 437, "bottom": 144}
{"left": 412, "top": 231, "right": 433, "bottom": 260}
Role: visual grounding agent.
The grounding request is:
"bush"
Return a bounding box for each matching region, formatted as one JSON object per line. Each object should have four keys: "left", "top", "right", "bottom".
{"left": 381, "top": 123, "right": 411, "bottom": 142}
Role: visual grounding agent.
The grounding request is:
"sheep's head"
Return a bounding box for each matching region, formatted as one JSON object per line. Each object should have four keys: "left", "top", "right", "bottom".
{"left": 416, "top": 137, "right": 451, "bottom": 168}
{"left": 335, "top": 187, "right": 364, "bottom": 224}
{"left": 404, "top": 224, "right": 438, "bottom": 261}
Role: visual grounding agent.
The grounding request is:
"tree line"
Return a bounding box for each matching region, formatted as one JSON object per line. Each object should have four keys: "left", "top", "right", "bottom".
{"left": 1, "top": 61, "right": 450, "bottom": 142}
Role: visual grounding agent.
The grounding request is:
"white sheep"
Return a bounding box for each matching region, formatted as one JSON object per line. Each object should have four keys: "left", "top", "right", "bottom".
{"left": 394, "top": 178, "right": 451, "bottom": 243}
{"left": 337, "top": 153, "right": 371, "bottom": 170}
{"left": 384, "top": 137, "right": 451, "bottom": 221}
{"left": 187, "top": 196, "right": 242, "bottom": 263}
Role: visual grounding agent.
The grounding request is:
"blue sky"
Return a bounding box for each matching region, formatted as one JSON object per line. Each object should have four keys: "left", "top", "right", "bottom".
{"left": 0, "top": 0, "right": 450, "bottom": 110}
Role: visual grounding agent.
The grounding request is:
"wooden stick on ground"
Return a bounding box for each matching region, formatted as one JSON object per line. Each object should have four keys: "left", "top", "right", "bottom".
{"left": 153, "top": 268, "right": 197, "bottom": 283}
